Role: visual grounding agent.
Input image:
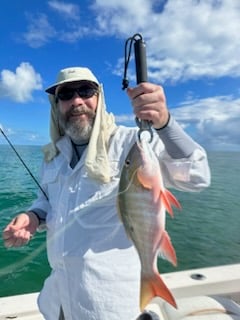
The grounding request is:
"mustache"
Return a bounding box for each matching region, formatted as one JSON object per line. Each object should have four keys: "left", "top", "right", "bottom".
{"left": 65, "top": 105, "right": 95, "bottom": 120}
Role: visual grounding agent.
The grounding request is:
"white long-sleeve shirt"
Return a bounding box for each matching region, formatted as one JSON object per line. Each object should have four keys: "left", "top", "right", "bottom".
{"left": 30, "top": 120, "right": 210, "bottom": 320}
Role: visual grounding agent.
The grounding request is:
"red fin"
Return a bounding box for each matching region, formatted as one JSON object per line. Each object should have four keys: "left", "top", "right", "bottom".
{"left": 140, "top": 273, "right": 177, "bottom": 311}
{"left": 165, "top": 189, "right": 182, "bottom": 210}
{"left": 161, "top": 189, "right": 182, "bottom": 217}
{"left": 159, "top": 230, "right": 177, "bottom": 266}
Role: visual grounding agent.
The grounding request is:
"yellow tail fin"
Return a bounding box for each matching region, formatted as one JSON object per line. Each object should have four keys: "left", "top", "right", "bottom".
{"left": 140, "top": 273, "right": 177, "bottom": 311}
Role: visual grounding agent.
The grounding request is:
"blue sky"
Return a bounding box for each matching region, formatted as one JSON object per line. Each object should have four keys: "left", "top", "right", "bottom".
{"left": 0, "top": 0, "right": 239, "bottom": 151}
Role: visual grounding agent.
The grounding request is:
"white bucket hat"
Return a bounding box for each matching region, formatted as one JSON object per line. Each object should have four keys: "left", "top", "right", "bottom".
{"left": 45, "top": 67, "right": 99, "bottom": 94}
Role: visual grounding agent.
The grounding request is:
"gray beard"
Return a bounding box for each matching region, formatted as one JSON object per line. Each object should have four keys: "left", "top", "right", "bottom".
{"left": 58, "top": 106, "right": 95, "bottom": 144}
{"left": 64, "top": 121, "right": 93, "bottom": 144}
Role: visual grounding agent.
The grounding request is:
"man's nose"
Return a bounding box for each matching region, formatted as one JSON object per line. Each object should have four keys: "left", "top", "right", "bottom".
{"left": 71, "top": 92, "right": 85, "bottom": 103}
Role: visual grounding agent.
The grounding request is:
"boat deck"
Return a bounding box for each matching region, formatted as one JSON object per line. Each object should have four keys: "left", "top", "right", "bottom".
{"left": 1, "top": 263, "right": 240, "bottom": 320}
{"left": 163, "top": 263, "right": 240, "bottom": 303}
{"left": 0, "top": 292, "right": 43, "bottom": 320}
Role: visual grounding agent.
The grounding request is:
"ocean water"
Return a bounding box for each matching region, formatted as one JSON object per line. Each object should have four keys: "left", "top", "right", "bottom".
{"left": 0, "top": 145, "right": 239, "bottom": 297}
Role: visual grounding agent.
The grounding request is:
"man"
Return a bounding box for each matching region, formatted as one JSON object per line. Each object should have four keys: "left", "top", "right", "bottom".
{"left": 2, "top": 67, "right": 210, "bottom": 320}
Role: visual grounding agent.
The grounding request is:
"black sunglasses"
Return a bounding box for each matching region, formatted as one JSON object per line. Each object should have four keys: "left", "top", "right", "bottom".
{"left": 57, "top": 85, "right": 98, "bottom": 101}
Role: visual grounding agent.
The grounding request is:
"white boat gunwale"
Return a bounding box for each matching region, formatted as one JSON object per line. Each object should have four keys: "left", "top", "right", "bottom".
{"left": 0, "top": 263, "right": 240, "bottom": 319}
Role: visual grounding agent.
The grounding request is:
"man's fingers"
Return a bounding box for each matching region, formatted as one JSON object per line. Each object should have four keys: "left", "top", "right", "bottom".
{"left": 11, "top": 215, "right": 27, "bottom": 228}
{"left": 2, "top": 230, "right": 12, "bottom": 240}
{"left": 3, "top": 229, "right": 31, "bottom": 248}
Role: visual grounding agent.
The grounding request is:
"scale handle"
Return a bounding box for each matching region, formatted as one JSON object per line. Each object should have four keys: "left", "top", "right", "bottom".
{"left": 134, "top": 37, "right": 152, "bottom": 140}
{"left": 134, "top": 38, "right": 148, "bottom": 84}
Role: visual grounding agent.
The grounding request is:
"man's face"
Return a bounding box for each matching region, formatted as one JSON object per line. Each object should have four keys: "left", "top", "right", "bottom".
{"left": 56, "top": 81, "right": 98, "bottom": 143}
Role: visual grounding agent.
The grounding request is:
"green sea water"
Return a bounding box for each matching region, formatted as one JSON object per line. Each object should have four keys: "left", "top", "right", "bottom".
{"left": 0, "top": 145, "right": 239, "bottom": 297}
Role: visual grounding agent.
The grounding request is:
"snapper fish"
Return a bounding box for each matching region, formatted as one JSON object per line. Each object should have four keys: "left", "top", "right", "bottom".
{"left": 118, "top": 135, "right": 181, "bottom": 310}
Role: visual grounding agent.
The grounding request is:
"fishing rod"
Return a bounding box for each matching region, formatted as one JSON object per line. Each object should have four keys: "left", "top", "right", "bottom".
{"left": 0, "top": 127, "right": 48, "bottom": 200}
{"left": 122, "top": 33, "right": 153, "bottom": 141}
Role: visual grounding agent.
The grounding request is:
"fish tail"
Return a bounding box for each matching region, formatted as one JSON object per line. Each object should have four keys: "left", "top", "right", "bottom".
{"left": 140, "top": 273, "right": 177, "bottom": 311}
{"left": 161, "top": 188, "right": 182, "bottom": 217}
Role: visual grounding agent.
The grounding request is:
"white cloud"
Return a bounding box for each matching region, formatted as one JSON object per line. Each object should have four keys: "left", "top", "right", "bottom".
{"left": 19, "top": 0, "right": 240, "bottom": 82}
{"left": 48, "top": 0, "right": 80, "bottom": 20}
{"left": 17, "top": 0, "right": 237, "bottom": 83}
{"left": 115, "top": 95, "right": 240, "bottom": 151}
{"left": 92, "top": 0, "right": 240, "bottom": 82}
{"left": 171, "top": 95, "right": 240, "bottom": 151}
{"left": 0, "top": 124, "right": 16, "bottom": 141}
{"left": 22, "top": 13, "right": 57, "bottom": 48}
{"left": 0, "top": 63, "right": 42, "bottom": 103}
{"left": 0, "top": 123, "right": 46, "bottom": 145}
{"left": 115, "top": 114, "right": 135, "bottom": 125}
{"left": 22, "top": 2, "right": 83, "bottom": 46}
{"left": 92, "top": 0, "right": 153, "bottom": 36}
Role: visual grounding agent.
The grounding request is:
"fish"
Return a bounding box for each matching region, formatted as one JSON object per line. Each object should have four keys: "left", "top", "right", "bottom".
{"left": 117, "top": 136, "right": 181, "bottom": 310}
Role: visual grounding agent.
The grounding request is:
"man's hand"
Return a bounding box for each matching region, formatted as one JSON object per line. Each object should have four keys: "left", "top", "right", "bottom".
{"left": 2, "top": 212, "right": 39, "bottom": 248}
{"left": 127, "top": 82, "right": 170, "bottom": 129}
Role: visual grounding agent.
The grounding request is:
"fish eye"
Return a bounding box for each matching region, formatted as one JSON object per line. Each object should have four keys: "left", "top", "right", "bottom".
{"left": 125, "top": 159, "right": 131, "bottom": 166}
